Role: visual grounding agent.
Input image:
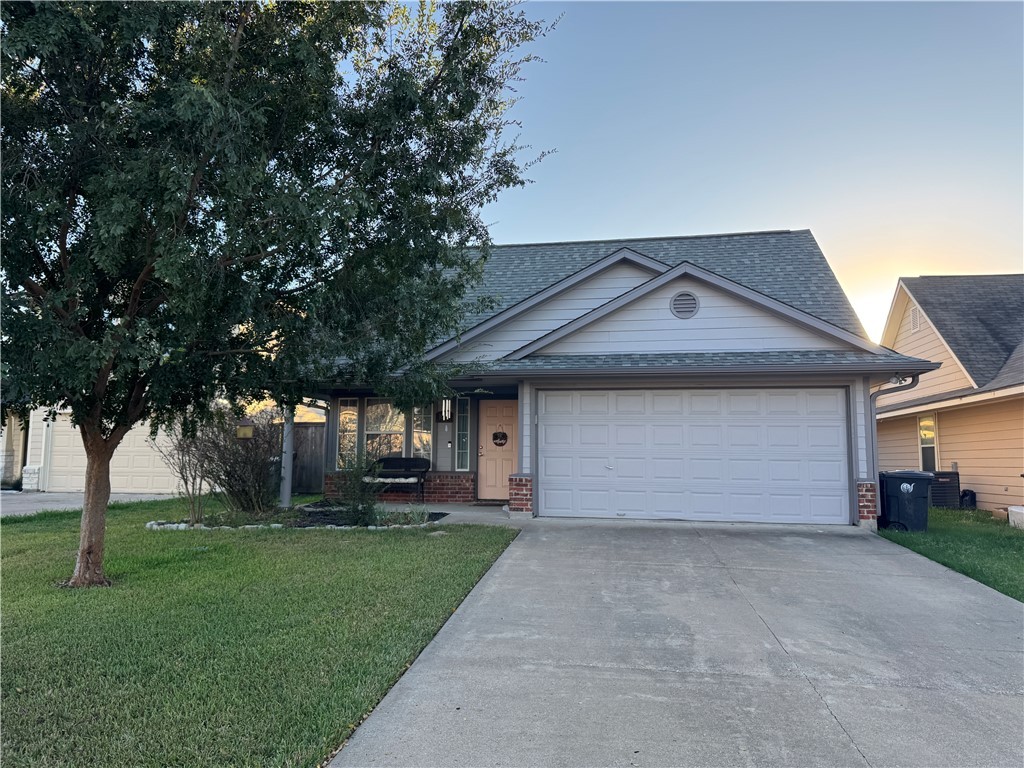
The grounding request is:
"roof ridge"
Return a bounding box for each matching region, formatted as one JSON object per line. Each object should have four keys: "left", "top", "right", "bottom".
{"left": 902, "top": 273, "right": 1023, "bottom": 280}
{"left": 487, "top": 229, "right": 803, "bottom": 249}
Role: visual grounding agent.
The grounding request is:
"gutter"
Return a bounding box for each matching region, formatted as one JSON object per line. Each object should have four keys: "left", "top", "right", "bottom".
{"left": 868, "top": 374, "right": 922, "bottom": 481}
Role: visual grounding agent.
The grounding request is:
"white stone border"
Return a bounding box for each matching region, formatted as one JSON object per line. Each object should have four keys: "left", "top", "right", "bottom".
{"left": 145, "top": 520, "right": 440, "bottom": 532}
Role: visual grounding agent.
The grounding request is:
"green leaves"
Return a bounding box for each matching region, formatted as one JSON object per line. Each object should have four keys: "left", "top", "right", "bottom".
{"left": 1, "top": 0, "right": 547, "bottom": 437}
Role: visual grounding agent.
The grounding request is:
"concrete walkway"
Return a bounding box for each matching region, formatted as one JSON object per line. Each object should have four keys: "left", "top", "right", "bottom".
{"left": 332, "top": 519, "right": 1024, "bottom": 767}
{"left": 0, "top": 491, "right": 174, "bottom": 517}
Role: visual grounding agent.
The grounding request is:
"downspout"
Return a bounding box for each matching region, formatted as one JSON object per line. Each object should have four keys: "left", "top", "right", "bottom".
{"left": 868, "top": 374, "right": 921, "bottom": 480}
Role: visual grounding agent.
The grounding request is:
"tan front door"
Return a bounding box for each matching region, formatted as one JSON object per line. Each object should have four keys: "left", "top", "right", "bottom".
{"left": 478, "top": 400, "right": 518, "bottom": 500}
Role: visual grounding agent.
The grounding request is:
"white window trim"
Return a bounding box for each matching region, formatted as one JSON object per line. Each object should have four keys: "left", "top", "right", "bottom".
{"left": 455, "top": 396, "right": 471, "bottom": 472}
{"left": 917, "top": 412, "right": 939, "bottom": 471}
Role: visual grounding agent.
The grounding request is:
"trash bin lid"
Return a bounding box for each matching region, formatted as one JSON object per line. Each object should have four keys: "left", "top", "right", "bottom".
{"left": 880, "top": 470, "right": 935, "bottom": 479}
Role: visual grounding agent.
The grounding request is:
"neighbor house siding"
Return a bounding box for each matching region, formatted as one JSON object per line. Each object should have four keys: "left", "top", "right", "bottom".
{"left": 877, "top": 415, "right": 921, "bottom": 472}
{"left": 875, "top": 296, "right": 973, "bottom": 406}
{"left": 934, "top": 397, "right": 1024, "bottom": 511}
{"left": 448, "top": 262, "right": 653, "bottom": 362}
{"left": 538, "top": 276, "right": 847, "bottom": 355}
{"left": 878, "top": 398, "right": 1024, "bottom": 511}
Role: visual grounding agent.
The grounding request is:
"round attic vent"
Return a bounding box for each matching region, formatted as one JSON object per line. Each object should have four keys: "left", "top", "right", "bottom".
{"left": 670, "top": 291, "right": 699, "bottom": 319}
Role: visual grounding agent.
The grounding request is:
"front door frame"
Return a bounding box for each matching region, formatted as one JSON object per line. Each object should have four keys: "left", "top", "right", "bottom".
{"left": 477, "top": 399, "right": 518, "bottom": 500}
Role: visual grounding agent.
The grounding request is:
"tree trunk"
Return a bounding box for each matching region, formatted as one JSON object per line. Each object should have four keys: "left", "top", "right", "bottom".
{"left": 67, "top": 433, "right": 118, "bottom": 587}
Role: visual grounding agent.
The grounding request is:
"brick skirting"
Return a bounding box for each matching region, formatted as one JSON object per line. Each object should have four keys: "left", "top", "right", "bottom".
{"left": 857, "top": 481, "right": 878, "bottom": 528}
{"left": 508, "top": 474, "right": 534, "bottom": 518}
{"left": 324, "top": 471, "right": 476, "bottom": 504}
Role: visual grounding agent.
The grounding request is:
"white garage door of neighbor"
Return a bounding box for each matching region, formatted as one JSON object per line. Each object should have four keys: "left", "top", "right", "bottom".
{"left": 46, "top": 415, "right": 178, "bottom": 493}
{"left": 537, "top": 388, "right": 851, "bottom": 524}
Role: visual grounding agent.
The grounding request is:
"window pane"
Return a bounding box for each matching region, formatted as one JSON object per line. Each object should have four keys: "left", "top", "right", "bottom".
{"left": 366, "top": 433, "right": 404, "bottom": 459}
{"left": 918, "top": 416, "right": 935, "bottom": 447}
{"left": 338, "top": 399, "right": 358, "bottom": 469}
{"left": 366, "top": 399, "right": 404, "bottom": 433}
{"left": 412, "top": 406, "right": 433, "bottom": 461}
{"left": 365, "top": 398, "right": 405, "bottom": 459}
{"left": 456, "top": 397, "right": 470, "bottom": 471}
{"left": 921, "top": 445, "right": 936, "bottom": 472}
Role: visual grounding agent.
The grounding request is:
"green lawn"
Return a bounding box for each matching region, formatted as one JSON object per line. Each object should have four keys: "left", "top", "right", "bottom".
{"left": 1, "top": 498, "right": 518, "bottom": 767}
{"left": 879, "top": 506, "right": 1024, "bottom": 602}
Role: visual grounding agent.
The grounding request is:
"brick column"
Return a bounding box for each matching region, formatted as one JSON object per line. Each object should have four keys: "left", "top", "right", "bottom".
{"left": 857, "top": 481, "right": 878, "bottom": 529}
{"left": 508, "top": 473, "right": 534, "bottom": 518}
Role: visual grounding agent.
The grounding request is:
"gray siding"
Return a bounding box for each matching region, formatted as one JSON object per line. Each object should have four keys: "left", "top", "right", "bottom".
{"left": 539, "top": 277, "right": 847, "bottom": 355}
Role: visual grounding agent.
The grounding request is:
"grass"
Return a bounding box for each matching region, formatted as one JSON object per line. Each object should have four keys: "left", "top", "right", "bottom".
{"left": 1, "top": 498, "right": 518, "bottom": 767}
{"left": 879, "top": 506, "right": 1024, "bottom": 602}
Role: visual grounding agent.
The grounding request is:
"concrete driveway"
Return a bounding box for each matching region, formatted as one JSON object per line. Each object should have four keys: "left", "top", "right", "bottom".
{"left": 0, "top": 491, "right": 173, "bottom": 517}
{"left": 332, "top": 520, "right": 1023, "bottom": 767}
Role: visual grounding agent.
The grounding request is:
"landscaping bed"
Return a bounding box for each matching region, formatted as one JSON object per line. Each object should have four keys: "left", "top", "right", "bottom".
{"left": 879, "top": 506, "right": 1024, "bottom": 602}
{"left": 1, "top": 497, "right": 517, "bottom": 767}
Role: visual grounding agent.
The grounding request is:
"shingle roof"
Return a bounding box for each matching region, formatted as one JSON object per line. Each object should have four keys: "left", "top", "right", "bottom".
{"left": 475, "top": 349, "right": 933, "bottom": 375}
{"left": 459, "top": 229, "right": 868, "bottom": 339}
{"left": 902, "top": 274, "right": 1024, "bottom": 387}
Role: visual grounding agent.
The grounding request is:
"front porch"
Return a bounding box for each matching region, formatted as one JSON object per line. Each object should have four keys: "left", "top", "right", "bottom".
{"left": 315, "top": 385, "right": 535, "bottom": 517}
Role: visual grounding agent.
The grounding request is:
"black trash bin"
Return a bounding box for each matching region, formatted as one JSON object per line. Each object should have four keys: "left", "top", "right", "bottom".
{"left": 879, "top": 471, "right": 934, "bottom": 531}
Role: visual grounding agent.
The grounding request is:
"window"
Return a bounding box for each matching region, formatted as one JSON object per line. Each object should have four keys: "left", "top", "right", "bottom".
{"left": 365, "top": 399, "right": 405, "bottom": 459}
{"left": 918, "top": 414, "right": 936, "bottom": 471}
{"left": 412, "top": 406, "right": 433, "bottom": 460}
{"left": 337, "top": 398, "right": 359, "bottom": 468}
{"left": 455, "top": 397, "right": 470, "bottom": 471}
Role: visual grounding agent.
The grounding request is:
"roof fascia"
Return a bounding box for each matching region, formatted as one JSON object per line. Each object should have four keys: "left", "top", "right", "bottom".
{"left": 876, "top": 383, "right": 1023, "bottom": 419}
{"left": 425, "top": 247, "right": 669, "bottom": 362}
{"left": 509, "top": 261, "right": 883, "bottom": 360}
{"left": 899, "top": 283, "right": 979, "bottom": 388}
{"left": 460, "top": 359, "right": 942, "bottom": 379}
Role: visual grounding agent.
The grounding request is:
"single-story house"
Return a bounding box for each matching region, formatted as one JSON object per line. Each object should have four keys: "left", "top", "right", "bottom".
{"left": 874, "top": 274, "right": 1024, "bottom": 511}
{"left": 314, "top": 229, "right": 938, "bottom": 527}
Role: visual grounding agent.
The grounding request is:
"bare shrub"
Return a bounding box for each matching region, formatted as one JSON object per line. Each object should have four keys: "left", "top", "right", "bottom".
{"left": 149, "top": 421, "right": 209, "bottom": 525}
{"left": 197, "top": 409, "right": 282, "bottom": 523}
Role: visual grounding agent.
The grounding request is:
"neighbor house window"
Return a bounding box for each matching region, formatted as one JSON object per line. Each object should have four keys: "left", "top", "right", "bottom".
{"left": 365, "top": 399, "right": 405, "bottom": 459}
{"left": 337, "top": 399, "right": 358, "bottom": 469}
{"left": 412, "top": 406, "right": 433, "bottom": 460}
{"left": 918, "top": 414, "right": 937, "bottom": 471}
{"left": 455, "top": 397, "right": 470, "bottom": 471}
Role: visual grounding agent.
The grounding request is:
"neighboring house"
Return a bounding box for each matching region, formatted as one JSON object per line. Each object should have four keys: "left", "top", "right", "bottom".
{"left": 314, "top": 230, "right": 937, "bottom": 527}
{"left": 16, "top": 410, "right": 177, "bottom": 493}
{"left": 11, "top": 402, "right": 327, "bottom": 495}
{"left": 874, "top": 274, "right": 1024, "bottom": 511}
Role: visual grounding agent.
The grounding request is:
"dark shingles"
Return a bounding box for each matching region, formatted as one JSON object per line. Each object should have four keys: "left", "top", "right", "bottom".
{"left": 902, "top": 275, "right": 1024, "bottom": 387}
{"left": 458, "top": 230, "right": 868, "bottom": 339}
{"left": 469, "top": 349, "right": 933, "bottom": 374}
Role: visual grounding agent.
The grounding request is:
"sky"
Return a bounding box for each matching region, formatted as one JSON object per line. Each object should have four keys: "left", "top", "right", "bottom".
{"left": 481, "top": 1, "right": 1024, "bottom": 341}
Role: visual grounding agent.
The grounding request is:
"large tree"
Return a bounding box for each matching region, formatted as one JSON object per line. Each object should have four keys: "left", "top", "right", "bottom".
{"left": 1, "top": 1, "right": 547, "bottom": 586}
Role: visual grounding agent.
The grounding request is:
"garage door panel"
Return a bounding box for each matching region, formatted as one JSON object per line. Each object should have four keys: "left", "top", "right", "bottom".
{"left": 537, "top": 388, "right": 850, "bottom": 524}
{"left": 45, "top": 415, "right": 177, "bottom": 493}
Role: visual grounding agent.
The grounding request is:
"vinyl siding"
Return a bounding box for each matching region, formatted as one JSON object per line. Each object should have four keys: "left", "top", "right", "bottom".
{"left": 852, "top": 378, "right": 868, "bottom": 477}
{"left": 875, "top": 294, "right": 973, "bottom": 406}
{"left": 878, "top": 398, "right": 1024, "bottom": 511}
{"left": 877, "top": 416, "right": 921, "bottom": 472}
{"left": 935, "top": 397, "right": 1024, "bottom": 511}
{"left": 447, "top": 262, "right": 652, "bottom": 362}
{"left": 539, "top": 276, "right": 848, "bottom": 355}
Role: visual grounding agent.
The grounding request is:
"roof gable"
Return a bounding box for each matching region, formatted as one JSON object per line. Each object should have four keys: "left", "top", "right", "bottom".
{"left": 896, "top": 274, "right": 1024, "bottom": 387}
{"left": 510, "top": 261, "right": 880, "bottom": 360}
{"left": 428, "top": 247, "right": 667, "bottom": 361}
{"left": 455, "top": 230, "right": 869, "bottom": 341}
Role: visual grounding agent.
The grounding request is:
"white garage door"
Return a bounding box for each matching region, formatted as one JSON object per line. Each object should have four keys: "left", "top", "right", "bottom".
{"left": 46, "top": 415, "right": 178, "bottom": 493}
{"left": 537, "top": 388, "right": 850, "bottom": 524}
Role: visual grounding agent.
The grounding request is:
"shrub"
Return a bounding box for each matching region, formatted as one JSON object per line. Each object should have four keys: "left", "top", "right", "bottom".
{"left": 327, "top": 455, "right": 383, "bottom": 526}
{"left": 149, "top": 420, "right": 210, "bottom": 525}
{"left": 199, "top": 409, "right": 281, "bottom": 523}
